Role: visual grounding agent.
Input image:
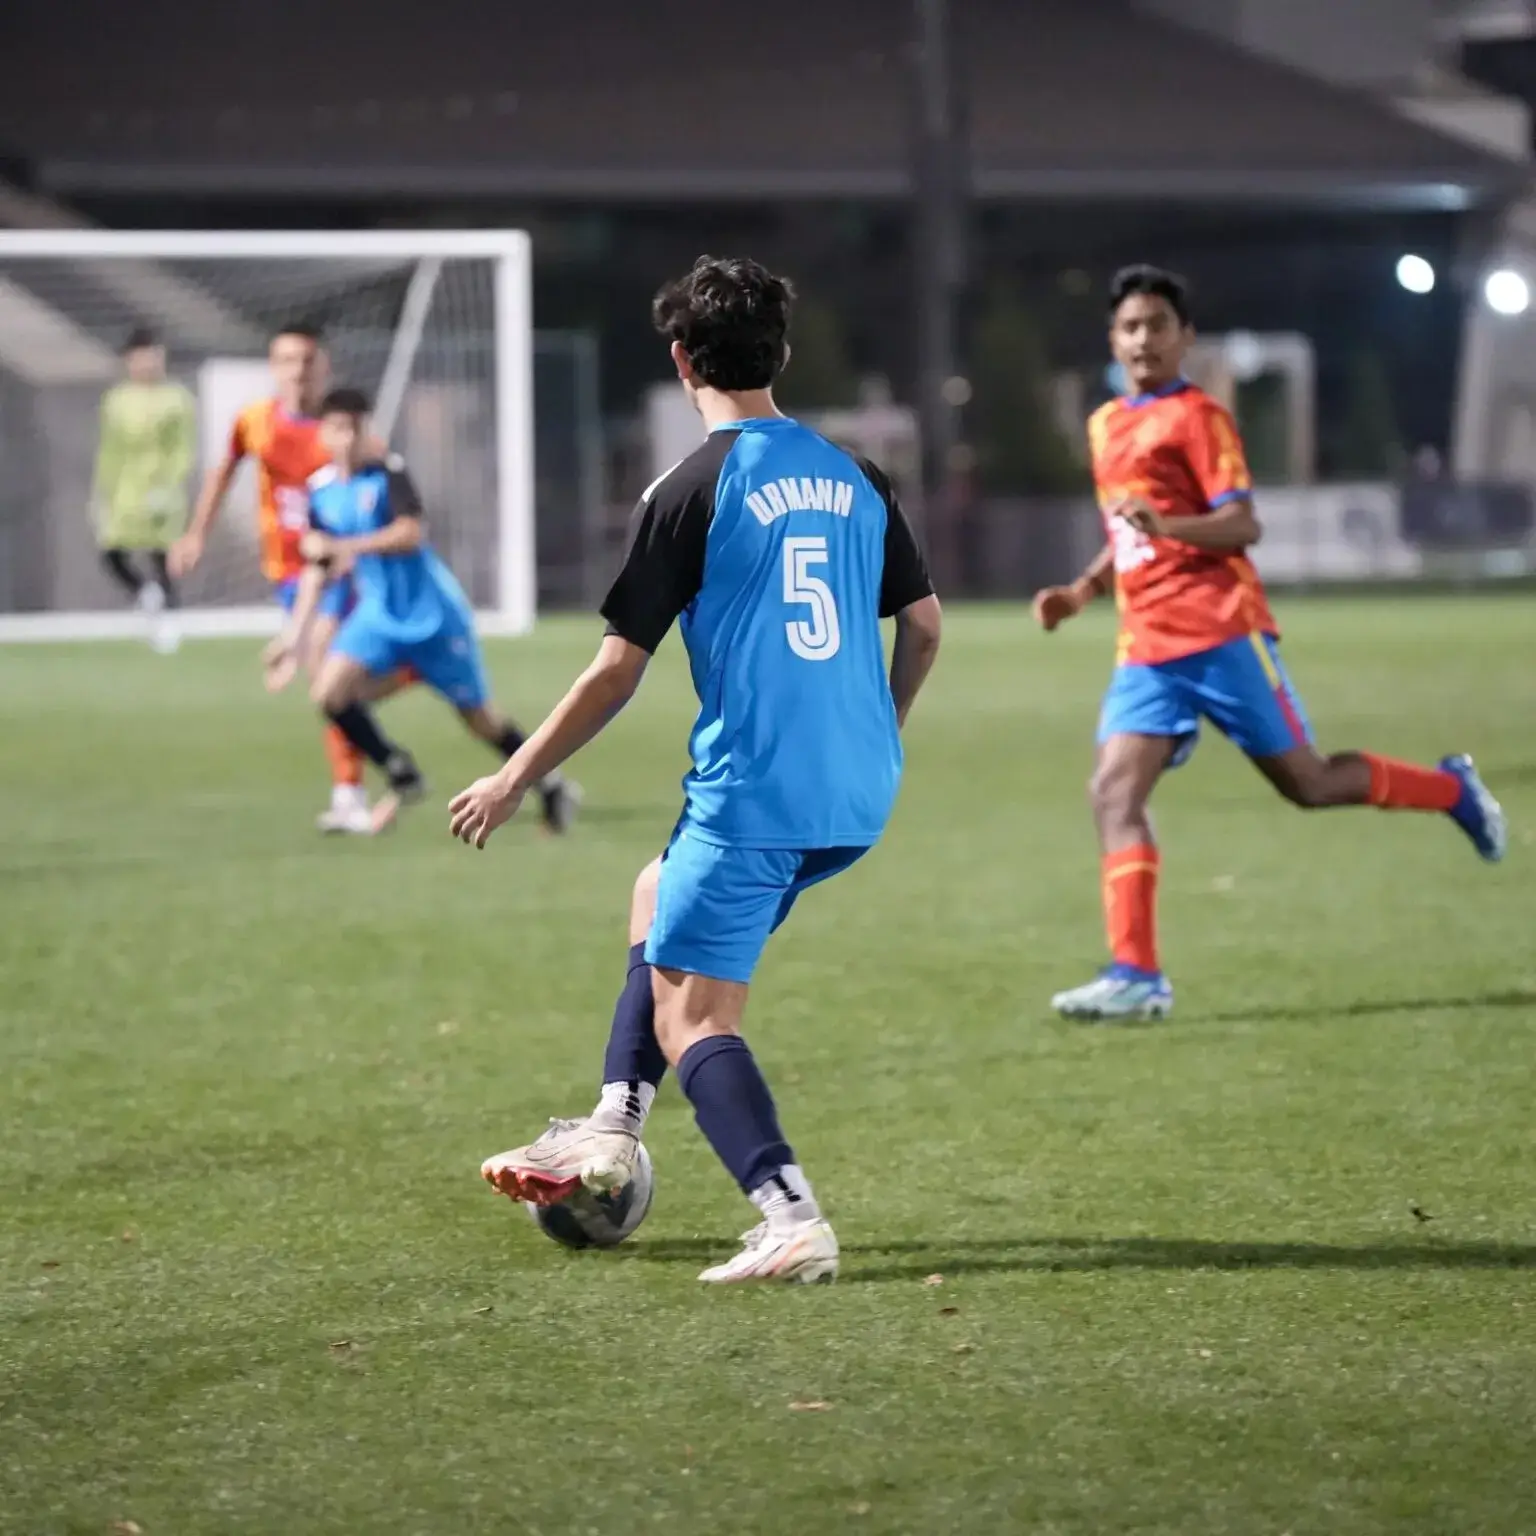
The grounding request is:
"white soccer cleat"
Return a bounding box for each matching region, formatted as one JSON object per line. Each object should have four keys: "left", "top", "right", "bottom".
{"left": 136, "top": 581, "right": 167, "bottom": 615}
{"left": 698, "top": 1219, "right": 840, "bottom": 1285}
{"left": 316, "top": 785, "right": 375, "bottom": 836}
{"left": 149, "top": 614, "right": 181, "bottom": 654}
{"left": 1052, "top": 965, "right": 1174, "bottom": 1022}
{"left": 481, "top": 1117, "right": 640, "bottom": 1207}
{"left": 315, "top": 803, "right": 376, "bottom": 835}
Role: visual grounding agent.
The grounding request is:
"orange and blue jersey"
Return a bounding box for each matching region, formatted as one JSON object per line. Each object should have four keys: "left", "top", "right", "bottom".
{"left": 228, "top": 399, "right": 330, "bottom": 585}
{"left": 1088, "top": 380, "right": 1276, "bottom": 667}
{"left": 1089, "top": 381, "right": 1308, "bottom": 765}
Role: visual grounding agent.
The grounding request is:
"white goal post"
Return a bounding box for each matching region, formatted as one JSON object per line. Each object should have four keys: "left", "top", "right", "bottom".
{"left": 0, "top": 228, "right": 534, "bottom": 642}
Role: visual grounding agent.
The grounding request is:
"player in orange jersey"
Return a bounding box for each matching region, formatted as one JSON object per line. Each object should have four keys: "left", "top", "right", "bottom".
{"left": 171, "top": 321, "right": 377, "bottom": 834}
{"left": 1033, "top": 266, "right": 1505, "bottom": 1021}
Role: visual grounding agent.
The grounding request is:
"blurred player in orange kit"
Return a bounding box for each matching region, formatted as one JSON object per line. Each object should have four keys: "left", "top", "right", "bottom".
{"left": 171, "top": 321, "right": 379, "bottom": 834}
{"left": 1033, "top": 266, "right": 1506, "bottom": 1022}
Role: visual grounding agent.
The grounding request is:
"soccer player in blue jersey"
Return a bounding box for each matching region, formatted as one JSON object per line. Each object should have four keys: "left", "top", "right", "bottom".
{"left": 263, "top": 388, "right": 579, "bottom": 834}
{"left": 452, "top": 256, "right": 943, "bottom": 1284}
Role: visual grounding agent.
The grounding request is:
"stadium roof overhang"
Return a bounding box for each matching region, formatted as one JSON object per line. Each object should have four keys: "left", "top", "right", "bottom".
{"left": 0, "top": 0, "right": 1525, "bottom": 213}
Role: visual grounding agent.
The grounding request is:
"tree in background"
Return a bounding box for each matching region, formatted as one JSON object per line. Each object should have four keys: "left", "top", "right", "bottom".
{"left": 969, "top": 284, "right": 1087, "bottom": 495}
{"left": 1332, "top": 349, "right": 1406, "bottom": 480}
{"left": 776, "top": 297, "right": 860, "bottom": 412}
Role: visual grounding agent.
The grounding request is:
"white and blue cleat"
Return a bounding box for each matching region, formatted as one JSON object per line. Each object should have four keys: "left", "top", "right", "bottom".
{"left": 1440, "top": 754, "right": 1507, "bottom": 863}
{"left": 1052, "top": 963, "right": 1174, "bottom": 1023}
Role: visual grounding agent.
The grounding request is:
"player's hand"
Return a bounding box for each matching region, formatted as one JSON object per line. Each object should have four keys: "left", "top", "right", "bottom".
{"left": 1032, "top": 585, "right": 1084, "bottom": 633}
{"left": 168, "top": 531, "right": 204, "bottom": 579}
{"left": 261, "top": 636, "right": 300, "bottom": 693}
{"left": 1110, "top": 496, "right": 1166, "bottom": 538}
{"left": 449, "top": 773, "right": 526, "bottom": 849}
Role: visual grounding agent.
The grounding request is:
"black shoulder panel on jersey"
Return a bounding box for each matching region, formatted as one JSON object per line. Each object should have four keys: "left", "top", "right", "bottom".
{"left": 852, "top": 453, "right": 936, "bottom": 618}
{"left": 383, "top": 463, "right": 424, "bottom": 519}
{"left": 600, "top": 430, "right": 738, "bottom": 654}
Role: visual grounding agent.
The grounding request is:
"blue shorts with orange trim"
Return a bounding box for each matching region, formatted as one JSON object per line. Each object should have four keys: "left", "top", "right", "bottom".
{"left": 1097, "top": 632, "right": 1313, "bottom": 767}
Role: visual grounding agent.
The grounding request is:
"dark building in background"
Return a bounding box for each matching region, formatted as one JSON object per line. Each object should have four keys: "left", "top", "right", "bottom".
{"left": 0, "top": 0, "right": 1521, "bottom": 486}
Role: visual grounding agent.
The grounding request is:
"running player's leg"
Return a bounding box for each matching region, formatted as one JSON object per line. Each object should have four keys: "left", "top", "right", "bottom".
{"left": 415, "top": 621, "right": 580, "bottom": 834}
{"left": 304, "top": 582, "right": 371, "bottom": 832}
{"left": 1053, "top": 661, "right": 1191, "bottom": 1021}
{"left": 648, "top": 838, "right": 856, "bottom": 1283}
{"left": 100, "top": 548, "right": 145, "bottom": 603}
{"left": 313, "top": 619, "right": 424, "bottom": 824}
{"left": 481, "top": 858, "right": 664, "bottom": 1202}
{"left": 145, "top": 550, "right": 178, "bottom": 609}
{"left": 1200, "top": 633, "right": 1506, "bottom": 862}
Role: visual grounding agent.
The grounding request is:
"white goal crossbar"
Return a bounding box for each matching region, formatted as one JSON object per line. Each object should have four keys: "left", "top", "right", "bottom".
{"left": 0, "top": 229, "right": 534, "bottom": 643}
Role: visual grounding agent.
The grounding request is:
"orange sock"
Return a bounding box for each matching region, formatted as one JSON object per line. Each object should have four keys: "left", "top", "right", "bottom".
{"left": 1363, "top": 754, "right": 1459, "bottom": 813}
{"left": 1102, "top": 843, "right": 1160, "bottom": 974}
{"left": 324, "top": 723, "right": 365, "bottom": 788}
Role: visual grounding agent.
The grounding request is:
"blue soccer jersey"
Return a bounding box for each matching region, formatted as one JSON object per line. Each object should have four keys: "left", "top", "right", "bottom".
{"left": 307, "top": 458, "right": 473, "bottom": 644}
{"left": 601, "top": 418, "right": 934, "bottom": 850}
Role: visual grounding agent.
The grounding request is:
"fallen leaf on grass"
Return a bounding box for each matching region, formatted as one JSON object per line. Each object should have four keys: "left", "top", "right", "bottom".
{"left": 1410, "top": 1204, "right": 1435, "bottom": 1224}
{"left": 788, "top": 1400, "right": 832, "bottom": 1412}
{"left": 436, "top": 1020, "right": 461, "bottom": 1036}
{"left": 120, "top": 1229, "right": 137, "bottom": 1244}
{"left": 922, "top": 1274, "right": 944, "bottom": 1287}
{"left": 40, "top": 1260, "right": 60, "bottom": 1270}
{"left": 850, "top": 1503, "right": 872, "bottom": 1516}
{"left": 952, "top": 1342, "right": 975, "bottom": 1355}
{"left": 328, "top": 1339, "right": 354, "bottom": 1353}
{"left": 110, "top": 1522, "right": 143, "bottom": 1535}
{"left": 938, "top": 1305, "right": 959, "bottom": 1317}
{"left": 472, "top": 1306, "right": 494, "bottom": 1316}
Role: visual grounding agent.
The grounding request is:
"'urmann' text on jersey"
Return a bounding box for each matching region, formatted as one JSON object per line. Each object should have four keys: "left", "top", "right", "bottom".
{"left": 745, "top": 477, "right": 856, "bottom": 526}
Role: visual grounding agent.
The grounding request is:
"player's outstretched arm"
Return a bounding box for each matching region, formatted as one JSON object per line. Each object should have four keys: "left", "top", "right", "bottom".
{"left": 263, "top": 564, "right": 326, "bottom": 692}
{"left": 1034, "top": 544, "right": 1113, "bottom": 632}
{"left": 890, "top": 594, "right": 943, "bottom": 728}
{"left": 171, "top": 453, "right": 240, "bottom": 578}
{"left": 449, "top": 636, "right": 648, "bottom": 849}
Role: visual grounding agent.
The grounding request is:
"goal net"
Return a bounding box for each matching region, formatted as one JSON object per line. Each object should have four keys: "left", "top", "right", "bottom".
{"left": 0, "top": 230, "right": 534, "bottom": 640}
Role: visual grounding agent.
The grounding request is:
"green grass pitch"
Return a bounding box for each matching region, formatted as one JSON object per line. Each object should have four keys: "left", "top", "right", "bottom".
{"left": 2, "top": 596, "right": 1533, "bottom": 1535}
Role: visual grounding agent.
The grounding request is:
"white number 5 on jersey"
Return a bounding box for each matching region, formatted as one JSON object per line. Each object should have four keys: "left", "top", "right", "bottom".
{"left": 782, "top": 536, "right": 841, "bottom": 661}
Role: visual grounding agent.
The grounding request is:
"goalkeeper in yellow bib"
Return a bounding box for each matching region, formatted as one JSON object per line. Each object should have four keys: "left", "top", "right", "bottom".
{"left": 92, "top": 328, "right": 197, "bottom": 653}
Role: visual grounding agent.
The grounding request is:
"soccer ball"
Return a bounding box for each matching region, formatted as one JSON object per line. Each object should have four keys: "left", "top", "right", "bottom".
{"left": 526, "top": 1142, "right": 655, "bottom": 1250}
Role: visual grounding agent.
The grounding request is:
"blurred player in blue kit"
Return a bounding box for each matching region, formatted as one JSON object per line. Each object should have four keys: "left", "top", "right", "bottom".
{"left": 263, "top": 387, "right": 579, "bottom": 835}
{"left": 452, "top": 257, "right": 944, "bottom": 1284}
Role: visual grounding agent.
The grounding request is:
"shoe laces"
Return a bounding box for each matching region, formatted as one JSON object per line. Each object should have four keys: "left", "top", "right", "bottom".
{"left": 531, "top": 1116, "right": 581, "bottom": 1147}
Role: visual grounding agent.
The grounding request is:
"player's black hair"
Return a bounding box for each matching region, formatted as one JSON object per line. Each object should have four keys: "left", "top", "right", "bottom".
{"left": 271, "top": 318, "right": 325, "bottom": 345}
{"left": 651, "top": 255, "right": 795, "bottom": 392}
{"left": 1108, "top": 265, "right": 1192, "bottom": 326}
{"left": 319, "top": 386, "right": 371, "bottom": 418}
{"left": 122, "top": 326, "right": 160, "bottom": 353}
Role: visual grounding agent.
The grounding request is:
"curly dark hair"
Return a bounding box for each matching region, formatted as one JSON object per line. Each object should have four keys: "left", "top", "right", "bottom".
{"left": 652, "top": 255, "right": 796, "bottom": 392}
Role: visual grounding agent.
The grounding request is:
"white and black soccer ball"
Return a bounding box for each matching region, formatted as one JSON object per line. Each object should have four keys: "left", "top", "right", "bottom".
{"left": 526, "top": 1142, "right": 655, "bottom": 1250}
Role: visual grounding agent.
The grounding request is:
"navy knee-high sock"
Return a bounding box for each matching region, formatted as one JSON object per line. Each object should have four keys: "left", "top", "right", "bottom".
{"left": 601, "top": 943, "right": 666, "bottom": 1091}
{"left": 325, "top": 701, "right": 403, "bottom": 771}
{"left": 676, "top": 1034, "right": 794, "bottom": 1196}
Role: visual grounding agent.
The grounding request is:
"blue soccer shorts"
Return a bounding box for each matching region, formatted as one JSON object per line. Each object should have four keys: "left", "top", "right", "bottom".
{"left": 645, "top": 827, "right": 869, "bottom": 984}
{"left": 273, "top": 573, "right": 354, "bottom": 622}
{"left": 330, "top": 610, "right": 489, "bottom": 709}
{"left": 1097, "top": 631, "right": 1314, "bottom": 768}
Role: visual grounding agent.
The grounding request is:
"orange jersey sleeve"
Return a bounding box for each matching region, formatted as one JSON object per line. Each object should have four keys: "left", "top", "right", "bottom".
{"left": 1090, "top": 384, "right": 1275, "bottom": 665}
{"left": 1177, "top": 395, "right": 1253, "bottom": 509}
